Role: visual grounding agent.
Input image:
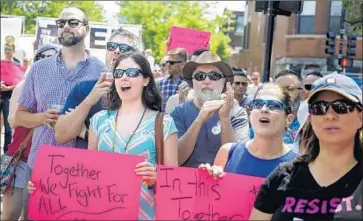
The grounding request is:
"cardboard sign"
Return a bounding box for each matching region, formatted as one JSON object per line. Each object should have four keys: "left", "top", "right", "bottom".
{"left": 28, "top": 145, "right": 144, "bottom": 220}
{"left": 167, "top": 26, "right": 211, "bottom": 56}
{"left": 0, "top": 60, "right": 25, "bottom": 86}
{"left": 156, "top": 166, "right": 265, "bottom": 220}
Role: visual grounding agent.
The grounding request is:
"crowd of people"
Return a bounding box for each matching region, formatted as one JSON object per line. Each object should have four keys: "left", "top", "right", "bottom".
{"left": 1, "top": 6, "right": 362, "bottom": 221}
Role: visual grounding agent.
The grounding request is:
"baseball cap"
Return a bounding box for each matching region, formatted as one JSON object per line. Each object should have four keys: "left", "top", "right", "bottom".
{"left": 307, "top": 73, "right": 362, "bottom": 105}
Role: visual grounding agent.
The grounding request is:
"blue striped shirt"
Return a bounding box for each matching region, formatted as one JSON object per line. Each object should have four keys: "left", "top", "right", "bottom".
{"left": 18, "top": 51, "right": 106, "bottom": 168}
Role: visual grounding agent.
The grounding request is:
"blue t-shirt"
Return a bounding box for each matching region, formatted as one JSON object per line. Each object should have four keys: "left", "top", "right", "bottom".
{"left": 170, "top": 100, "right": 250, "bottom": 168}
{"left": 225, "top": 142, "right": 297, "bottom": 178}
{"left": 62, "top": 80, "right": 104, "bottom": 148}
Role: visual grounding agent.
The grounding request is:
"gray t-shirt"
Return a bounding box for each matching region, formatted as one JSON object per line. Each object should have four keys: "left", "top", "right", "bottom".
{"left": 171, "top": 100, "right": 249, "bottom": 168}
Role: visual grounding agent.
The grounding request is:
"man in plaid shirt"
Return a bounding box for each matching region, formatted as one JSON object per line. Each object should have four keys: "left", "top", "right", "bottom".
{"left": 158, "top": 48, "right": 187, "bottom": 111}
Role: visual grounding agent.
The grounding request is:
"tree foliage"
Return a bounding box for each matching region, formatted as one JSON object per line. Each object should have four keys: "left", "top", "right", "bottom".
{"left": 118, "top": 1, "right": 234, "bottom": 61}
{"left": 1, "top": 0, "right": 104, "bottom": 34}
{"left": 343, "top": 1, "right": 363, "bottom": 35}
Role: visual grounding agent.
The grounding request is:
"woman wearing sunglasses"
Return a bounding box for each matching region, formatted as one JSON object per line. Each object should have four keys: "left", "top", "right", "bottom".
{"left": 2, "top": 44, "right": 59, "bottom": 221}
{"left": 89, "top": 52, "right": 178, "bottom": 220}
{"left": 200, "top": 83, "right": 297, "bottom": 179}
{"left": 250, "top": 73, "right": 362, "bottom": 220}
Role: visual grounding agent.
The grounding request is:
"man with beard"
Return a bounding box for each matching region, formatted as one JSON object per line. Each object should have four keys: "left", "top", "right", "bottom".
{"left": 171, "top": 51, "right": 249, "bottom": 168}
{"left": 14, "top": 7, "right": 105, "bottom": 219}
{"left": 54, "top": 27, "right": 139, "bottom": 148}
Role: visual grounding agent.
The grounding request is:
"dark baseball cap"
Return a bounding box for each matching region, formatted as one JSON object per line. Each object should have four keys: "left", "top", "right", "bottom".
{"left": 307, "top": 73, "right": 362, "bottom": 105}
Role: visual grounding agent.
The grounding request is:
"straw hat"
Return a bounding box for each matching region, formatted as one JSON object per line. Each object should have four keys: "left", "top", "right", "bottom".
{"left": 183, "top": 51, "right": 233, "bottom": 92}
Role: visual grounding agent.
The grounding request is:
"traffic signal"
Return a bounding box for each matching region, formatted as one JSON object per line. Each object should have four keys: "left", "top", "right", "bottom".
{"left": 339, "top": 57, "right": 353, "bottom": 68}
{"left": 325, "top": 32, "right": 336, "bottom": 56}
{"left": 346, "top": 34, "right": 357, "bottom": 57}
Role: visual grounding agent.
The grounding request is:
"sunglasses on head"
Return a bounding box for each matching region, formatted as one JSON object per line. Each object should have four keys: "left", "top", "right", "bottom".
{"left": 113, "top": 68, "right": 142, "bottom": 79}
{"left": 106, "top": 42, "right": 134, "bottom": 53}
{"left": 192, "top": 71, "right": 224, "bottom": 81}
{"left": 250, "top": 99, "right": 287, "bottom": 112}
{"left": 304, "top": 84, "right": 312, "bottom": 90}
{"left": 234, "top": 82, "right": 248, "bottom": 86}
{"left": 309, "top": 99, "right": 362, "bottom": 115}
{"left": 55, "top": 19, "right": 86, "bottom": 28}
{"left": 166, "top": 60, "right": 183, "bottom": 66}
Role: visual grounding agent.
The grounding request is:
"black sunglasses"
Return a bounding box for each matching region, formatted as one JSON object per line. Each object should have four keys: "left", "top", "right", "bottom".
{"left": 37, "top": 54, "right": 53, "bottom": 60}
{"left": 192, "top": 71, "right": 224, "bottom": 81}
{"left": 113, "top": 68, "right": 142, "bottom": 79}
{"left": 55, "top": 19, "right": 86, "bottom": 28}
{"left": 166, "top": 60, "right": 183, "bottom": 66}
{"left": 309, "top": 99, "right": 361, "bottom": 115}
{"left": 250, "top": 99, "right": 287, "bottom": 112}
{"left": 106, "top": 42, "right": 134, "bottom": 53}
{"left": 304, "top": 84, "right": 312, "bottom": 90}
{"left": 234, "top": 82, "right": 248, "bottom": 86}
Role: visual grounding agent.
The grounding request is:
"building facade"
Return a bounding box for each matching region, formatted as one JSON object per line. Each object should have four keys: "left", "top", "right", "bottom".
{"left": 228, "top": 0, "right": 362, "bottom": 79}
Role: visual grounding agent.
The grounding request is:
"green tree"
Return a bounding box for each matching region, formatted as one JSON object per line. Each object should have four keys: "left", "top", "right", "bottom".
{"left": 118, "top": 1, "right": 233, "bottom": 61}
{"left": 343, "top": 1, "right": 363, "bottom": 35}
{"left": 1, "top": 0, "right": 104, "bottom": 34}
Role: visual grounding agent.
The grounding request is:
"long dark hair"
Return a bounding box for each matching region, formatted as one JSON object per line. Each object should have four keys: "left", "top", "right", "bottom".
{"left": 105, "top": 52, "right": 162, "bottom": 112}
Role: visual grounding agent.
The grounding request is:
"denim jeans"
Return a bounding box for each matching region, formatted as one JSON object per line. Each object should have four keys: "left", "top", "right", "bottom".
{"left": 0, "top": 96, "right": 12, "bottom": 153}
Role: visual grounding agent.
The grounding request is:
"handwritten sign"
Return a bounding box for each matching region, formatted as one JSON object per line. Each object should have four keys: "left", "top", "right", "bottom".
{"left": 168, "top": 26, "right": 211, "bottom": 56}
{"left": 156, "top": 166, "right": 265, "bottom": 220}
{"left": 28, "top": 145, "right": 144, "bottom": 220}
{"left": 0, "top": 60, "right": 25, "bottom": 86}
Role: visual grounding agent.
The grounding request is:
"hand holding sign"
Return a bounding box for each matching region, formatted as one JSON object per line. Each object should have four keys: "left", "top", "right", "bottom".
{"left": 28, "top": 145, "right": 143, "bottom": 220}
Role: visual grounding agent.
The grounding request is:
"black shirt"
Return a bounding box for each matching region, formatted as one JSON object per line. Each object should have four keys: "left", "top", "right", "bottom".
{"left": 254, "top": 160, "right": 362, "bottom": 220}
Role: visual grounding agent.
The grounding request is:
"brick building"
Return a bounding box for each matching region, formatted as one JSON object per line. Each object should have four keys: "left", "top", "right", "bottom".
{"left": 227, "top": 0, "right": 362, "bottom": 78}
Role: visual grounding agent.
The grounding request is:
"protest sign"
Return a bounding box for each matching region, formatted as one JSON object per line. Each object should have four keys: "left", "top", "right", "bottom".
{"left": 156, "top": 166, "right": 265, "bottom": 220}
{"left": 167, "top": 26, "right": 211, "bottom": 56}
{"left": 0, "top": 61, "right": 25, "bottom": 86}
{"left": 28, "top": 145, "right": 143, "bottom": 220}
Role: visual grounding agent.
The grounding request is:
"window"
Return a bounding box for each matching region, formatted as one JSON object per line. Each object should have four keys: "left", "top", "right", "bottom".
{"left": 297, "top": 1, "right": 316, "bottom": 34}
{"left": 329, "top": 1, "right": 342, "bottom": 33}
{"left": 235, "top": 15, "right": 244, "bottom": 34}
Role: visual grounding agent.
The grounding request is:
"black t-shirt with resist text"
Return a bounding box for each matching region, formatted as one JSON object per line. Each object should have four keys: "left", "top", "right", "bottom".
{"left": 254, "top": 159, "right": 362, "bottom": 221}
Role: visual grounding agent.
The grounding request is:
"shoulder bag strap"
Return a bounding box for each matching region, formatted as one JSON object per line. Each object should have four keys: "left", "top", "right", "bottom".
{"left": 155, "top": 112, "right": 165, "bottom": 165}
{"left": 12, "top": 128, "right": 34, "bottom": 162}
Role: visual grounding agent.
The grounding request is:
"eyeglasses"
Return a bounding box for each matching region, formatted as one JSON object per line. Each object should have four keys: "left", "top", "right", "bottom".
{"left": 304, "top": 84, "right": 312, "bottom": 90}
{"left": 166, "top": 60, "right": 183, "bottom": 66}
{"left": 113, "top": 68, "right": 142, "bottom": 79}
{"left": 192, "top": 71, "right": 224, "bottom": 81}
{"left": 55, "top": 19, "right": 86, "bottom": 28}
{"left": 250, "top": 99, "right": 287, "bottom": 112}
{"left": 106, "top": 42, "right": 134, "bottom": 53}
{"left": 4, "top": 48, "right": 13, "bottom": 52}
{"left": 309, "top": 99, "right": 362, "bottom": 115}
{"left": 234, "top": 82, "right": 248, "bottom": 86}
{"left": 37, "top": 54, "right": 53, "bottom": 60}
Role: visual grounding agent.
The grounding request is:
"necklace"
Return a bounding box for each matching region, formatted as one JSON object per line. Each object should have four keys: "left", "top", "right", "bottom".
{"left": 112, "top": 107, "right": 147, "bottom": 151}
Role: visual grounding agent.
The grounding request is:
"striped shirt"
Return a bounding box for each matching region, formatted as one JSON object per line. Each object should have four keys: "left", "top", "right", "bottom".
{"left": 18, "top": 51, "right": 106, "bottom": 168}
{"left": 158, "top": 75, "right": 184, "bottom": 112}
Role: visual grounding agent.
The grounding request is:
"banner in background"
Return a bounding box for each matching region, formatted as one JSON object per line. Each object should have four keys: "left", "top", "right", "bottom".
{"left": 28, "top": 145, "right": 143, "bottom": 220}
{"left": 1, "top": 16, "right": 24, "bottom": 60}
{"left": 156, "top": 166, "right": 265, "bottom": 220}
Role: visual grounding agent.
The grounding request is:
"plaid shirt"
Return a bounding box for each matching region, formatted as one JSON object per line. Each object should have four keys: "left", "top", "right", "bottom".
{"left": 158, "top": 75, "right": 184, "bottom": 111}
{"left": 18, "top": 51, "right": 106, "bottom": 168}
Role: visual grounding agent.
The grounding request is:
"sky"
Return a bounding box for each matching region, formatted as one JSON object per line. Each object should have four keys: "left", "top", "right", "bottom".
{"left": 97, "top": 1, "right": 246, "bottom": 24}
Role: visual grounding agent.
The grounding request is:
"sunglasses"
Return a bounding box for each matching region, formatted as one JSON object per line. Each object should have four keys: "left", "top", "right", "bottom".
{"left": 309, "top": 99, "right": 361, "bottom": 115}
{"left": 234, "top": 82, "right": 248, "bottom": 86}
{"left": 250, "top": 99, "right": 287, "bottom": 112}
{"left": 192, "top": 71, "right": 224, "bottom": 81}
{"left": 282, "top": 86, "right": 303, "bottom": 92}
{"left": 106, "top": 42, "right": 134, "bottom": 53}
{"left": 251, "top": 78, "right": 258, "bottom": 81}
{"left": 113, "top": 68, "right": 142, "bottom": 79}
{"left": 304, "top": 84, "right": 312, "bottom": 90}
{"left": 166, "top": 60, "right": 183, "bottom": 66}
{"left": 55, "top": 19, "right": 86, "bottom": 28}
{"left": 4, "top": 48, "right": 13, "bottom": 52}
{"left": 37, "top": 54, "right": 53, "bottom": 60}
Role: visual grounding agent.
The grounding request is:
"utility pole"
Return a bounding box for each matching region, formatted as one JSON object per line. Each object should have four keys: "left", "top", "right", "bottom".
{"left": 262, "top": 1, "right": 276, "bottom": 82}
{"left": 338, "top": 8, "right": 346, "bottom": 74}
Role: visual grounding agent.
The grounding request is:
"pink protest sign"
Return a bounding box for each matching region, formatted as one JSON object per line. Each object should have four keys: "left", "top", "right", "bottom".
{"left": 0, "top": 60, "right": 25, "bottom": 86}
{"left": 156, "top": 166, "right": 265, "bottom": 220}
{"left": 28, "top": 145, "right": 144, "bottom": 220}
{"left": 167, "top": 26, "right": 211, "bottom": 55}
